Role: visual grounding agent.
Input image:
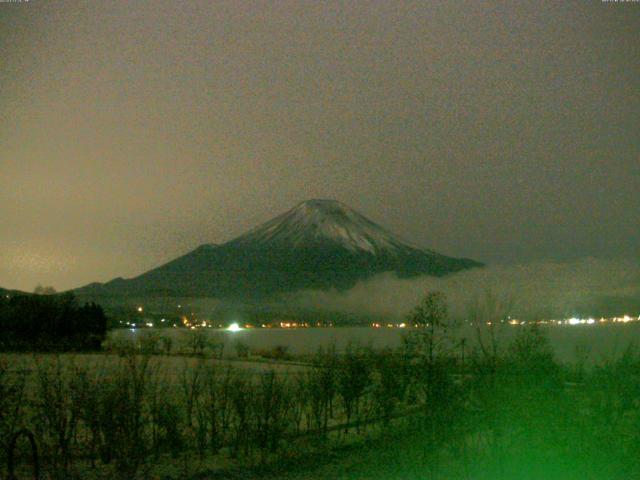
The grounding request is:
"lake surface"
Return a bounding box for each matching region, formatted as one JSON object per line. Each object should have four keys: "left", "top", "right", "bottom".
{"left": 110, "top": 323, "right": 640, "bottom": 364}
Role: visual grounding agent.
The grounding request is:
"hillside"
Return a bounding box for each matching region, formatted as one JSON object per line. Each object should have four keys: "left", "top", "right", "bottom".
{"left": 75, "top": 200, "right": 482, "bottom": 299}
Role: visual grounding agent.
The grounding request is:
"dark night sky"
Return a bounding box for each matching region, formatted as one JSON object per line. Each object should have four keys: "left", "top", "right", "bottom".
{"left": 1, "top": 1, "right": 638, "bottom": 291}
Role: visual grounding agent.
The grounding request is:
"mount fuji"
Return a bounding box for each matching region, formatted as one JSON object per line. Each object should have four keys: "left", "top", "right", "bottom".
{"left": 75, "top": 200, "right": 482, "bottom": 299}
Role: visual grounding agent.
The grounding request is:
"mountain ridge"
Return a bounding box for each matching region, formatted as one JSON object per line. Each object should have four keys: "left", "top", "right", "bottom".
{"left": 75, "top": 199, "right": 482, "bottom": 299}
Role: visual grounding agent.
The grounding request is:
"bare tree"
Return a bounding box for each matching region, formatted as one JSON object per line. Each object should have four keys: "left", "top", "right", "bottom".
{"left": 468, "top": 289, "right": 514, "bottom": 369}
{"left": 337, "top": 343, "right": 371, "bottom": 433}
{"left": 406, "top": 290, "right": 451, "bottom": 363}
{"left": 404, "top": 291, "right": 458, "bottom": 478}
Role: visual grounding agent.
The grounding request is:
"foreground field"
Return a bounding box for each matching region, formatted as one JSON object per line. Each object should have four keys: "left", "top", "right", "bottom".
{"left": 2, "top": 326, "right": 640, "bottom": 479}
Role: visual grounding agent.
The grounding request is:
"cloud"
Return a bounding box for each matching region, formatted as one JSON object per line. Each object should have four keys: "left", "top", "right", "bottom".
{"left": 291, "top": 257, "right": 640, "bottom": 320}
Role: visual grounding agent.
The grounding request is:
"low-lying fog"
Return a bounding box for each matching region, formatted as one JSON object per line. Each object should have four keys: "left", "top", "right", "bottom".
{"left": 292, "top": 257, "right": 640, "bottom": 320}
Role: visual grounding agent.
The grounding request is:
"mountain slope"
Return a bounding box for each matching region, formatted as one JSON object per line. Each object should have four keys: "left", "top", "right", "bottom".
{"left": 230, "top": 199, "right": 416, "bottom": 254}
{"left": 0, "top": 287, "right": 29, "bottom": 298}
{"left": 75, "top": 200, "right": 482, "bottom": 298}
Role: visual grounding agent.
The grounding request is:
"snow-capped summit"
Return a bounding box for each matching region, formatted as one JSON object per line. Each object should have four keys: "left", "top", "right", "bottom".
{"left": 75, "top": 199, "right": 482, "bottom": 298}
{"left": 229, "top": 199, "right": 414, "bottom": 254}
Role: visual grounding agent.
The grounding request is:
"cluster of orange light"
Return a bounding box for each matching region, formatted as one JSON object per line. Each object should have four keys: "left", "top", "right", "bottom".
{"left": 371, "top": 322, "right": 410, "bottom": 328}
{"left": 279, "top": 321, "right": 311, "bottom": 328}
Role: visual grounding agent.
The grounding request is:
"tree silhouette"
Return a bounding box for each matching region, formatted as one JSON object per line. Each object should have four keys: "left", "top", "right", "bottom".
{"left": 34, "top": 284, "right": 57, "bottom": 295}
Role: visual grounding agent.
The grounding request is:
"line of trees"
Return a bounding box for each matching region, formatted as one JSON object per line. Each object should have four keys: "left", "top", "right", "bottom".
{"left": 0, "top": 292, "right": 107, "bottom": 351}
{"left": 0, "top": 346, "right": 415, "bottom": 479}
